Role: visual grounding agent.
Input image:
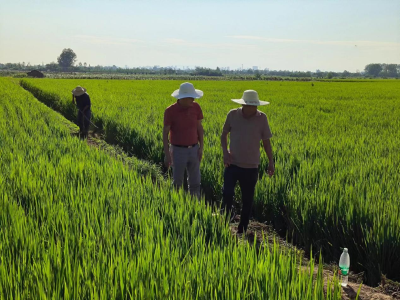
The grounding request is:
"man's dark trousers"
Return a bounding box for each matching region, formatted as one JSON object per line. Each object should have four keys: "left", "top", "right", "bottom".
{"left": 77, "top": 110, "right": 91, "bottom": 138}
{"left": 222, "top": 164, "right": 258, "bottom": 232}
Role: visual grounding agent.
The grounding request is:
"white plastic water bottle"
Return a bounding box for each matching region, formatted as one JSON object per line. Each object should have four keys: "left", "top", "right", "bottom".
{"left": 339, "top": 248, "right": 350, "bottom": 287}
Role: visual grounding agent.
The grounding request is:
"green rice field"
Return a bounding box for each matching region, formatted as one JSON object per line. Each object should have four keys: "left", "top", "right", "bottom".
{"left": 1, "top": 76, "right": 400, "bottom": 298}
{"left": 19, "top": 78, "right": 400, "bottom": 285}
{"left": 0, "top": 77, "right": 345, "bottom": 299}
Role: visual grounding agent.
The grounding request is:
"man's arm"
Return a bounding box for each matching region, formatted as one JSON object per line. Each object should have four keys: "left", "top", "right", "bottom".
{"left": 163, "top": 125, "right": 171, "bottom": 155}
{"left": 83, "top": 96, "right": 91, "bottom": 112}
{"left": 221, "top": 130, "right": 229, "bottom": 154}
{"left": 221, "top": 112, "right": 232, "bottom": 167}
{"left": 197, "top": 120, "right": 204, "bottom": 148}
{"left": 221, "top": 130, "right": 232, "bottom": 167}
{"left": 163, "top": 125, "right": 172, "bottom": 167}
{"left": 197, "top": 120, "right": 204, "bottom": 161}
{"left": 262, "top": 139, "right": 274, "bottom": 176}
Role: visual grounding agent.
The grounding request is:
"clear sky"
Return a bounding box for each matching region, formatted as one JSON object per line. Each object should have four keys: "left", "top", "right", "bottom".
{"left": 0, "top": 0, "right": 399, "bottom": 72}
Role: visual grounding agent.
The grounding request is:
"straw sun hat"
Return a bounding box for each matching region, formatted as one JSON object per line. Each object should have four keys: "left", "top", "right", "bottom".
{"left": 231, "top": 90, "right": 269, "bottom": 106}
{"left": 171, "top": 82, "right": 203, "bottom": 99}
{"left": 72, "top": 86, "right": 87, "bottom": 97}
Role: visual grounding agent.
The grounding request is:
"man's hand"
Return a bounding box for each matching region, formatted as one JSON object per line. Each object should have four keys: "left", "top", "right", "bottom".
{"left": 198, "top": 147, "right": 203, "bottom": 162}
{"left": 266, "top": 162, "right": 275, "bottom": 177}
{"left": 164, "top": 151, "right": 172, "bottom": 168}
{"left": 223, "top": 151, "right": 233, "bottom": 167}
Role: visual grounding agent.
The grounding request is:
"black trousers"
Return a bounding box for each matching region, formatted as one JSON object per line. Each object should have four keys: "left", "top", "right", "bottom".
{"left": 222, "top": 164, "right": 259, "bottom": 232}
{"left": 77, "top": 110, "right": 91, "bottom": 137}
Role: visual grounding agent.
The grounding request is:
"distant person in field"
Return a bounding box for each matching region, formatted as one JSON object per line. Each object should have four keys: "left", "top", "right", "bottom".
{"left": 163, "top": 82, "right": 204, "bottom": 199}
{"left": 72, "top": 86, "right": 91, "bottom": 139}
{"left": 220, "top": 90, "right": 274, "bottom": 234}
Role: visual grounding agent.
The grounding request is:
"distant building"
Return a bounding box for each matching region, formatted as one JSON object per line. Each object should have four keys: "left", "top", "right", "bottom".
{"left": 252, "top": 66, "right": 258, "bottom": 71}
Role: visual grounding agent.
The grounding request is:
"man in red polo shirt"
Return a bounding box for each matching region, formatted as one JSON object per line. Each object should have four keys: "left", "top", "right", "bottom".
{"left": 163, "top": 82, "right": 204, "bottom": 199}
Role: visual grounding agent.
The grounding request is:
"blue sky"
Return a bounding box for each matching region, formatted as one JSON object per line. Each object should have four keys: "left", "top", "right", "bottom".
{"left": 0, "top": 0, "right": 399, "bottom": 72}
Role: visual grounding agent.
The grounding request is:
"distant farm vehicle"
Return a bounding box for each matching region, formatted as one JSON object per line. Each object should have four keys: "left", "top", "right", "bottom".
{"left": 27, "top": 70, "right": 45, "bottom": 78}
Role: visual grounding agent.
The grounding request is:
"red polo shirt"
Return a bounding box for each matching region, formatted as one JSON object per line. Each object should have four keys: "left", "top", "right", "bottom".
{"left": 164, "top": 102, "right": 203, "bottom": 146}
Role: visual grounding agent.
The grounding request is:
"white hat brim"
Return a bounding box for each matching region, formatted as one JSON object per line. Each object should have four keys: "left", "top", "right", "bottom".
{"left": 72, "top": 88, "right": 87, "bottom": 97}
{"left": 231, "top": 99, "right": 270, "bottom": 106}
{"left": 171, "top": 89, "right": 203, "bottom": 99}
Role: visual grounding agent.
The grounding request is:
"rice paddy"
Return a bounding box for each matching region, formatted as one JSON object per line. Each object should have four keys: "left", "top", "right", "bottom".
{"left": 2, "top": 76, "right": 399, "bottom": 298}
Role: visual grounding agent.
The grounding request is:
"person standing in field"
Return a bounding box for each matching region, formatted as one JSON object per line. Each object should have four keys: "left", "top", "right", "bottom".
{"left": 163, "top": 82, "right": 204, "bottom": 199}
{"left": 72, "top": 86, "right": 91, "bottom": 140}
{"left": 221, "top": 90, "right": 274, "bottom": 234}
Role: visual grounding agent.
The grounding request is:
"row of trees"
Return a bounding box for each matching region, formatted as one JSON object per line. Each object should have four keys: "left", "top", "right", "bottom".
{"left": 1, "top": 48, "right": 399, "bottom": 78}
{"left": 0, "top": 48, "right": 78, "bottom": 72}
{"left": 364, "top": 63, "right": 399, "bottom": 78}
{"left": 0, "top": 62, "right": 385, "bottom": 79}
{"left": 192, "top": 67, "right": 223, "bottom": 76}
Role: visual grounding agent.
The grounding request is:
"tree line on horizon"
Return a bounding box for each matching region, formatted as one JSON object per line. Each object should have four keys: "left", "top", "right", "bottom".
{"left": 1, "top": 48, "right": 399, "bottom": 79}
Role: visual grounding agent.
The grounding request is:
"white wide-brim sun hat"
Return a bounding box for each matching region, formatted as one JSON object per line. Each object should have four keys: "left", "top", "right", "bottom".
{"left": 172, "top": 82, "right": 203, "bottom": 99}
{"left": 72, "top": 86, "right": 87, "bottom": 97}
{"left": 231, "top": 90, "right": 269, "bottom": 106}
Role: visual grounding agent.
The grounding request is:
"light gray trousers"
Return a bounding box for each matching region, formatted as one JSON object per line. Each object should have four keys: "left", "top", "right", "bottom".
{"left": 171, "top": 144, "right": 201, "bottom": 199}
